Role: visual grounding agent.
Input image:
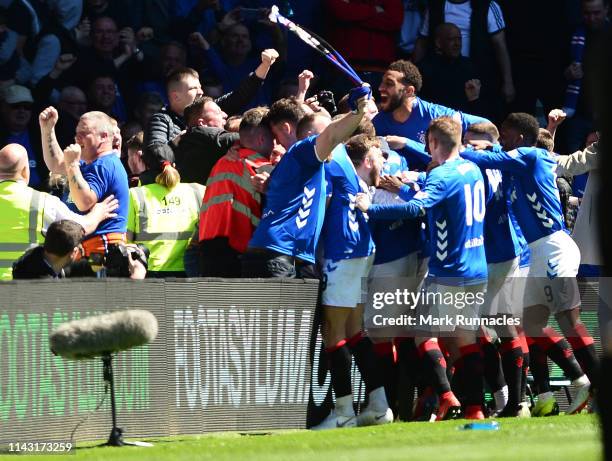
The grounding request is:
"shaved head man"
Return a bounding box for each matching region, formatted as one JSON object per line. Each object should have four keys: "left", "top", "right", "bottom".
{"left": 0, "top": 143, "right": 29, "bottom": 182}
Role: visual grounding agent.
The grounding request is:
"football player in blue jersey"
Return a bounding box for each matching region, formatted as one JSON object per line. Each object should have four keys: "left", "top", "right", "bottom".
{"left": 312, "top": 134, "right": 394, "bottom": 429}
{"left": 373, "top": 60, "right": 489, "bottom": 148}
{"left": 357, "top": 117, "right": 489, "bottom": 420}
{"left": 463, "top": 122, "right": 529, "bottom": 417}
{"left": 364, "top": 140, "right": 428, "bottom": 419}
{"left": 266, "top": 97, "right": 307, "bottom": 150}
{"left": 462, "top": 113, "right": 599, "bottom": 414}
{"left": 242, "top": 87, "right": 371, "bottom": 280}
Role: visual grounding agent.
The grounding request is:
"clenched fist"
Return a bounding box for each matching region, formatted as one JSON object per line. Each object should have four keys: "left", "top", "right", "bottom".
{"left": 39, "top": 106, "right": 59, "bottom": 131}
{"left": 63, "top": 143, "right": 82, "bottom": 165}
{"left": 261, "top": 49, "right": 279, "bottom": 67}
{"left": 547, "top": 109, "right": 567, "bottom": 129}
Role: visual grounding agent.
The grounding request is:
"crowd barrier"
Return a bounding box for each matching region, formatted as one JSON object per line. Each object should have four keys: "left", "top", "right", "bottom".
{"left": 0, "top": 279, "right": 602, "bottom": 441}
{"left": 0, "top": 278, "right": 325, "bottom": 442}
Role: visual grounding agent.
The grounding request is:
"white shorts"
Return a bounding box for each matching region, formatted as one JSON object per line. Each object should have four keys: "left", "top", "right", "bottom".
{"left": 523, "top": 231, "right": 581, "bottom": 313}
{"left": 364, "top": 252, "right": 419, "bottom": 335}
{"left": 417, "top": 280, "right": 487, "bottom": 333}
{"left": 322, "top": 255, "right": 374, "bottom": 308}
{"left": 368, "top": 252, "right": 419, "bottom": 279}
{"left": 483, "top": 257, "right": 521, "bottom": 316}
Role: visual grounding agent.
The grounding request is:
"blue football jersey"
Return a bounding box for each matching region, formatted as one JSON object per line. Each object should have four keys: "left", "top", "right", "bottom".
{"left": 461, "top": 146, "right": 565, "bottom": 244}
{"left": 370, "top": 150, "right": 421, "bottom": 264}
{"left": 368, "top": 157, "right": 488, "bottom": 283}
{"left": 482, "top": 167, "right": 526, "bottom": 263}
{"left": 373, "top": 97, "right": 490, "bottom": 144}
{"left": 397, "top": 139, "right": 431, "bottom": 172}
{"left": 248, "top": 136, "right": 327, "bottom": 263}
{"left": 321, "top": 146, "right": 375, "bottom": 260}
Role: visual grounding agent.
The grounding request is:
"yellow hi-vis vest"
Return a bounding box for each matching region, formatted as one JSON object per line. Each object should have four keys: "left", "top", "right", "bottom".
{"left": 0, "top": 181, "right": 49, "bottom": 280}
{"left": 127, "top": 183, "right": 204, "bottom": 272}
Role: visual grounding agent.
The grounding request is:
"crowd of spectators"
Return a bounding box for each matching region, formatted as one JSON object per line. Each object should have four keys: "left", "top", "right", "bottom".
{"left": 0, "top": 0, "right": 609, "bottom": 279}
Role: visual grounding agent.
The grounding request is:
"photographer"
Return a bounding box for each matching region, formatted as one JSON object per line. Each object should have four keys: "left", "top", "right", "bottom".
{"left": 12, "top": 219, "right": 147, "bottom": 280}
{"left": 12, "top": 220, "right": 85, "bottom": 279}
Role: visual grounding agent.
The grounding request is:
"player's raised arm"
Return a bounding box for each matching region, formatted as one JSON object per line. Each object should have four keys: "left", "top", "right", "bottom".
{"left": 315, "top": 85, "right": 370, "bottom": 161}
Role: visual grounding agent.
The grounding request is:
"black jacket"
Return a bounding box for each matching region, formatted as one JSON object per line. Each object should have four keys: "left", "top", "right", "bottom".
{"left": 12, "top": 246, "right": 63, "bottom": 279}
{"left": 175, "top": 127, "right": 239, "bottom": 185}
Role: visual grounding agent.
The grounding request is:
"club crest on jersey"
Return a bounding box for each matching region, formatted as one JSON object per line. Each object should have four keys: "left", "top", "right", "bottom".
{"left": 296, "top": 186, "right": 316, "bottom": 229}
{"left": 417, "top": 130, "right": 427, "bottom": 144}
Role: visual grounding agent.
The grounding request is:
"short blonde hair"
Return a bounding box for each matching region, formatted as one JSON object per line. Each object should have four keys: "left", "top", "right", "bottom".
{"left": 428, "top": 116, "right": 462, "bottom": 151}
{"left": 80, "top": 111, "right": 114, "bottom": 137}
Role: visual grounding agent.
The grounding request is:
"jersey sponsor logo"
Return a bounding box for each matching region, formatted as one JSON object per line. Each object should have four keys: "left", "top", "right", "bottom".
{"left": 436, "top": 220, "right": 448, "bottom": 261}
{"left": 296, "top": 186, "right": 316, "bottom": 229}
{"left": 464, "top": 235, "right": 484, "bottom": 249}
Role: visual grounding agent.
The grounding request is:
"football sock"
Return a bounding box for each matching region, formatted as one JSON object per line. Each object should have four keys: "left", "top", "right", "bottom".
{"left": 347, "top": 332, "right": 386, "bottom": 396}
{"left": 565, "top": 323, "right": 599, "bottom": 387}
{"left": 418, "top": 339, "right": 451, "bottom": 395}
{"left": 500, "top": 337, "right": 524, "bottom": 408}
{"left": 459, "top": 343, "right": 484, "bottom": 407}
{"left": 326, "top": 339, "right": 353, "bottom": 406}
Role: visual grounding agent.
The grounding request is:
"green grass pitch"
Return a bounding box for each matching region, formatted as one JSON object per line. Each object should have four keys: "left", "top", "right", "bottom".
{"left": 5, "top": 414, "right": 601, "bottom": 461}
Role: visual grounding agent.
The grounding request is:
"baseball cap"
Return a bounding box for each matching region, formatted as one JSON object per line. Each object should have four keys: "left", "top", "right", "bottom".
{"left": 2, "top": 84, "right": 34, "bottom": 105}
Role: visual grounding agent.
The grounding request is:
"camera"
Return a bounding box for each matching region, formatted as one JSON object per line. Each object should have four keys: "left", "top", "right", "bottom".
{"left": 316, "top": 90, "right": 337, "bottom": 115}
{"left": 90, "top": 243, "right": 149, "bottom": 278}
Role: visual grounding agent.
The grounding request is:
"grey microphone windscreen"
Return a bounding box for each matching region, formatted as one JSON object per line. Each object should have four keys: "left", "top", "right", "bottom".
{"left": 49, "top": 310, "right": 158, "bottom": 359}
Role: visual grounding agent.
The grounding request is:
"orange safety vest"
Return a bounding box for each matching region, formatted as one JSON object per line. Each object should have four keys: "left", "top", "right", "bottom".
{"left": 199, "top": 147, "right": 271, "bottom": 253}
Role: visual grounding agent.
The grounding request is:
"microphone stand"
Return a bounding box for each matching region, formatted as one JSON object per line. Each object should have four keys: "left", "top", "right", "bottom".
{"left": 101, "top": 353, "right": 152, "bottom": 448}
{"left": 102, "top": 353, "right": 124, "bottom": 446}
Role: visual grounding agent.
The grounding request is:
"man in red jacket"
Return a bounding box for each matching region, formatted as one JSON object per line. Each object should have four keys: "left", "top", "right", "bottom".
{"left": 199, "top": 107, "right": 274, "bottom": 277}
